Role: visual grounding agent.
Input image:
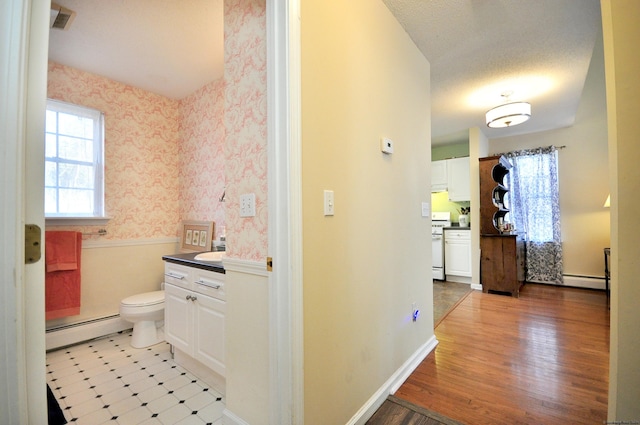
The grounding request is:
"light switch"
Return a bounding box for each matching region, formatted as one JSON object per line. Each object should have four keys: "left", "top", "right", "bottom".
{"left": 421, "top": 202, "right": 430, "bottom": 217}
{"left": 240, "top": 193, "right": 256, "bottom": 217}
{"left": 324, "top": 190, "right": 334, "bottom": 216}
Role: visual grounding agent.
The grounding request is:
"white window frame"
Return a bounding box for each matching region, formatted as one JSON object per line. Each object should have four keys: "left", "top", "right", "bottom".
{"left": 44, "top": 99, "right": 106, "bottom": 223}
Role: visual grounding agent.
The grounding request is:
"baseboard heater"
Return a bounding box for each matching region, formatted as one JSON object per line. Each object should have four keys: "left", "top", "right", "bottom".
{"left": 556, "top": 274, "right": 606, "bottom": 290}
{"left": 46, "top": 314, "right": 132, "bottom": 351}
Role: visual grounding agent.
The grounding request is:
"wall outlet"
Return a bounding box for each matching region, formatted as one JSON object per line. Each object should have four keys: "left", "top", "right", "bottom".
{"left": 240, "top": 193, "right": 256, "bottom": 217}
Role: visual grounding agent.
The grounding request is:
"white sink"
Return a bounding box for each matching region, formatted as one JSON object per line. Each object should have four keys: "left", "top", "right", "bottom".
{"left": 194, "top": 251, "right": 225, "bottom": 262}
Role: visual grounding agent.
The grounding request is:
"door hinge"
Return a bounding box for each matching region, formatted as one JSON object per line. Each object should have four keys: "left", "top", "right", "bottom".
{"left": 25, "top": 224, "right": 42, "bottom": 264}
{"left": 266, "top": 256, "right": 273, "bottom": 272}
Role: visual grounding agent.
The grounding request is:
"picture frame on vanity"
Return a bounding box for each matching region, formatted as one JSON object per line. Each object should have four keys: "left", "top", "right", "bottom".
{"left": 180, "top": 220, "right": 214, "bottom": 253}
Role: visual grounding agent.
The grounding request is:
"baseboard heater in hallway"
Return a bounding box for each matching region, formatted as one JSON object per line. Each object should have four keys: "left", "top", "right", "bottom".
{"left": 46, "top": 314, "right": 131, "bottom": 351}
{"left": 561, "top": 274, "right": 605, "bottom": 290}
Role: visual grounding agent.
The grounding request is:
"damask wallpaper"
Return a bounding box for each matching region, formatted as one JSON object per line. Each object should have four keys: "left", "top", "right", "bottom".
{"left": 223, "top": 0, "right": 268, "bottom": 261}
{"left": 47, "top": 62, "right": 181, "bottom": 240}
{"left": 179, "top": 79, "right": 227, "bottom": 240}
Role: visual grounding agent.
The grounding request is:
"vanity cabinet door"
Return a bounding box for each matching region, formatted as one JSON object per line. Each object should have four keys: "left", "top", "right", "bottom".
{"left": 165, "top": 283, "right": 192, "bottom": 354}
{"left": 193, "top": 293, "right": 226, "bottom": 377}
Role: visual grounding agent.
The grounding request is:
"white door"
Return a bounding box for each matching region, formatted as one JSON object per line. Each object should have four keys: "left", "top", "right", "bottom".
{"left": 1, "top": 0, "right": 49, "bottom": 422}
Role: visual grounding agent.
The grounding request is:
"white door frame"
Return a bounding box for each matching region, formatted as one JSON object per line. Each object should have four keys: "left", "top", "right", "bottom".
{"left": 267, "top": 0, "right": 303, "bottom": 423}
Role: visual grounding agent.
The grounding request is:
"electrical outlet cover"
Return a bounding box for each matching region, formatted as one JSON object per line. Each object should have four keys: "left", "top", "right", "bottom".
{"left": 240, "top": 193, "right": 256, "bottom": 217}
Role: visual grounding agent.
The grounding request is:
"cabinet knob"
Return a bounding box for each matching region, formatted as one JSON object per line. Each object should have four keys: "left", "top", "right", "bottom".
{"left": 191, "top": 295, "right": 197, "bottom": 302}
{"left": 186, "top": 295, "right": 192, "bottom": 301}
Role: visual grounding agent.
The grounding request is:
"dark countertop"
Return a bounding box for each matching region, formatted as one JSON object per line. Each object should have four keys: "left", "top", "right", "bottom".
{"left": 444, "top": 226, "right": 470, "bottom": 230}
{"left": 162, "top": 252, "right": 225, "bottom": 274}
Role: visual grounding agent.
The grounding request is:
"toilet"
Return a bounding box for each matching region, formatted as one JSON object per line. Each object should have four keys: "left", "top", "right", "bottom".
{"left": 119, "top": 290, "right": 165, "bottom": 348}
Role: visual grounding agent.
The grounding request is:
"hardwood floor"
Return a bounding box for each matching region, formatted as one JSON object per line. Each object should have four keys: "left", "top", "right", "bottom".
{"left": 395, "top": 284, "right": 609, "bottom": 425}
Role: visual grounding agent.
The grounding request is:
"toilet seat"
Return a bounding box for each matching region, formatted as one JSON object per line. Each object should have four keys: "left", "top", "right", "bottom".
{"left": 121, "top": 290, "right": 164, "bottom": 307}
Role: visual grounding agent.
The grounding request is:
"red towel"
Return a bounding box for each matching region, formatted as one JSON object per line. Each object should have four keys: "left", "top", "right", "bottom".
{"left": 45, "top": 231, "right": 78, "bottom": 272}
{"left": 45, "top": 231, "right": 82, "bottom": 320}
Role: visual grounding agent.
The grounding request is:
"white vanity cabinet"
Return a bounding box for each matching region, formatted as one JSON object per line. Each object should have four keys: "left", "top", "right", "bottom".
{"left": 164, "top": 262, "right": 226, "bottom": 379}
{"left": 445, "top": 229, "right": 472, "bottom": 280}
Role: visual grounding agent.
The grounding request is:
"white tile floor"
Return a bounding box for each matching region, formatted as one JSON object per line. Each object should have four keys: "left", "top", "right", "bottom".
{"left": 46, "top": 331, "right": 225, "bottom": 425}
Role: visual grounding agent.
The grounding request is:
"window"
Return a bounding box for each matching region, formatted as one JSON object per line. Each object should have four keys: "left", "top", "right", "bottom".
{"left": 45, "top": 100, "right": 105, "bottom": 218}
{"left": 506, "top": 146, "right": 563, "bottom": 284}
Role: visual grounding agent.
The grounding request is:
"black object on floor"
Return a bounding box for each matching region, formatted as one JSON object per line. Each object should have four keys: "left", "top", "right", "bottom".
{"left": 47, "top": 384, "right": 67, "bottom": 425}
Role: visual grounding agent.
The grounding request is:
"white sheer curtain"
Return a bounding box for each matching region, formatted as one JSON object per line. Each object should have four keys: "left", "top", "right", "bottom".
{"left": 505, "top": 146, "right": 563, "bottom": 284}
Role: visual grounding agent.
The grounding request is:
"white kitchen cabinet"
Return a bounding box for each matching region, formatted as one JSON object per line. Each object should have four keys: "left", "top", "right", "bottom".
{"left": 447, "top": 157, "right": 470, "bottom": 201}
{"left": 445, "top": 229, "right": 472, "bottom": 278}
{"left": 431, "top": 160, "right": 448, "bottom": 192}
{"left": 164, "top": 262, "right": 225, "bottom": 378}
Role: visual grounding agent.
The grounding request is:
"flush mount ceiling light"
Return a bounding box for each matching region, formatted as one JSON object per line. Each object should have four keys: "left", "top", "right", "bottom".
{"left": 486, "top": 92, "right": 531, "bottom": 128}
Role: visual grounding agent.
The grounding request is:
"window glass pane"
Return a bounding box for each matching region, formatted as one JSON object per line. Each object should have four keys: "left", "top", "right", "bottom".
{"left": 58, "top": 112, "right": 94, "bottom": 139}
{"left": 46, "top": 110, "right": 57, "bottom": 133}
{"left": 58, "top": 135, "right": 93, "bottom": 162}
{"left": 45, "top": 188, "right": 58, "bottom": 214}
{"left": 45, "top": 133, "right": 58, "bottom": 158}
{"left": 45, "top": 99, "right": 103, "bottom": 217}
{"left": 45, "top": 161, "right": 57, "bottom": 187}
{"left": 58, "top": 163, "right": 94, "bottom": 189}
{"left": 58, "top": 188, "right": 93, "bottom": 214}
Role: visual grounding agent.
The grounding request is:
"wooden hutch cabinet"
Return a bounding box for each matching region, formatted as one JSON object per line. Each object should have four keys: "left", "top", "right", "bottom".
{"left": 479, "top": 155, "right": 525, "bottom": 297}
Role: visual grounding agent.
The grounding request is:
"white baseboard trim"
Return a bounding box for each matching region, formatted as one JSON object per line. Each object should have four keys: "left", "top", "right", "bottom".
{"left": 445, "top": 275, "right": 471, "bottom": 284}
{"left": 471, "top": 283, "right": 482, "bottom": 291}
{"left": 222, "top": 408, "right": 250, "bottom": 425}
{"left": 46, "top": 315, "right": 131, "bottom": 350}
{"left": 346, "top": 335, "right": 439, "bottom": 425}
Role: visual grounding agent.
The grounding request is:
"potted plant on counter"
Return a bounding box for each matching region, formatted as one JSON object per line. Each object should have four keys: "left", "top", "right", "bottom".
{"left": 458, "top": 207, "right": 470, "bottom": 227}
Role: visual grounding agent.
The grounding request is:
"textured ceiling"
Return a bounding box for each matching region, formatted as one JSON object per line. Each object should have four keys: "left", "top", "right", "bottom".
{"left": 49, "top": 1, "right": 602, "bottom": 143}
{"left": 48, "top": 0, "right": 223, "bottom": 100}
{"left": 383, "top": 0, "right": 602, "bottom": 143}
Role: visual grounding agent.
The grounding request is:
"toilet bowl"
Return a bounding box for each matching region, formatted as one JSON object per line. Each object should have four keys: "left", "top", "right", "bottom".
{"left": 119, "top": 290, "right": 165, "bottom": 348}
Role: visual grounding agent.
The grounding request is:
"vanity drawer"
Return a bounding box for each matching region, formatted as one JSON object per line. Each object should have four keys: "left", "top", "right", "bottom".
{"left": 164, "top": 263, "right": 191, "bottom": 290}
{"left": 192, "top": 268, "right": 226, "bottom": 301}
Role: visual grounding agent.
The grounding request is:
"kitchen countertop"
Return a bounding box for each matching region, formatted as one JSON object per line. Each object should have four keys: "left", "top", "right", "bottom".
{"left": 162, "top": 251, "right": 225, "bottom": 274}
{"left": 444, "top": 226, "right": 470, "bottom": 230}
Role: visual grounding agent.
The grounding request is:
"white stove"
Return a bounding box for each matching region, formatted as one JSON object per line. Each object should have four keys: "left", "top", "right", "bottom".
{"left": 432, "top": 212, "right": 451, "bottom": 280}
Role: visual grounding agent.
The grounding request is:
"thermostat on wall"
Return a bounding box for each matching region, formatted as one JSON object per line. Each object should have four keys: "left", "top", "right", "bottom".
{"left": 380, "top": 137, "right": 394, "bottom": 154}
